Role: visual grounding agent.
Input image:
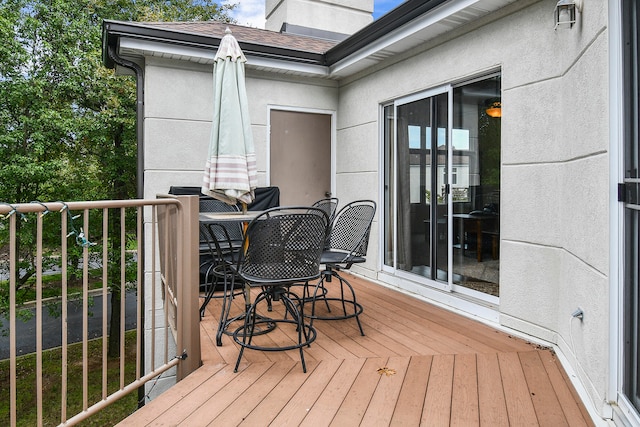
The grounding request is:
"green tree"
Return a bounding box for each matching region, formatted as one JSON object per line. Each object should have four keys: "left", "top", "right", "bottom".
{"left": 0, "top": 0, "right": 235, "bottom": 354}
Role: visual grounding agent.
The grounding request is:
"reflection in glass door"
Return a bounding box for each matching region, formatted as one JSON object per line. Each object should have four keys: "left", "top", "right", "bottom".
{"left": 394, "top": 91, "right": 449, "bottom": 283}
{"left": 451, "top": 77, "right": 501, "bottom": 298}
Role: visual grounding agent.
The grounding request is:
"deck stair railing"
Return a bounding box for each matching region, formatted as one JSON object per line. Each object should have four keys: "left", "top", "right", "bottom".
{"left": 0, "top": 195, "right": 200, "bottom": 426}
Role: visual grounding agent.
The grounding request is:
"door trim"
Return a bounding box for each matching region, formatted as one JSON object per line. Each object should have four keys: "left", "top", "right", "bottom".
{"left": 609, "top": 0, "right": 624, "bottom": 418}
{"left": 266, "top": 105, "right": 336, "bottom": 197}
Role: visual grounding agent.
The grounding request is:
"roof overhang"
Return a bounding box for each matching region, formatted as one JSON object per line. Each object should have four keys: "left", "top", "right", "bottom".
{"left": 116, "top": 37, "right": 331, "bottom": 78}
{"left": 326, "top": 0, "right": 520, "bottom": 78}
{"left": 102, "top": 0, "right": 521, "bottom": 80}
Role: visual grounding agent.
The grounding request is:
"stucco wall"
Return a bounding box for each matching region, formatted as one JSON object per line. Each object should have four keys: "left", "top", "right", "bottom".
{"left": 142, "top": 57, "right": 339, "bottom": 200}
{"left": 335, "top": 0, "right": 610, "bottom": 414}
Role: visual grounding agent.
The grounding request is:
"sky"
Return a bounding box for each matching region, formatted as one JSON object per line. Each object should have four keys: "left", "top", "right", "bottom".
{"left": 222, "top": 0, "right": 405, "bottom": 28}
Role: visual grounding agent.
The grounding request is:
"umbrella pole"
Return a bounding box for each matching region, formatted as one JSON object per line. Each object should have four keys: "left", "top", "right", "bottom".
{"left": 241, "top": 202, "right": 247, "bottom": 214}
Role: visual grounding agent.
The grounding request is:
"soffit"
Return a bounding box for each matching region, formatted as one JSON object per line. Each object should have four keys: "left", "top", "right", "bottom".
{"left": 117, "top": 37, "right": 333, "bottom": 78}
{"left": 328, "top": 0, "right": 521, "bottom": 78}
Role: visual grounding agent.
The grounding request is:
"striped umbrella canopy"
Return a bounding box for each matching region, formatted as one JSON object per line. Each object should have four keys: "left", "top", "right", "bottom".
{"left": 202, "top": 28, "right": 257, "bottom": 209}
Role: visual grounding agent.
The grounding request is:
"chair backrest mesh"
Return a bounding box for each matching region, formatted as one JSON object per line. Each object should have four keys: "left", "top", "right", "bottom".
{"left": 311, "top": 198, "right": 339, "bottom": 223}
{"left": 240, "top": 207, "right": 328, "bottom": 283}
{"left": 199, "top": 199, "right": 243, "bottom": 243}
{"left": 327, "top": 200, "right": 376, "bottom": 258}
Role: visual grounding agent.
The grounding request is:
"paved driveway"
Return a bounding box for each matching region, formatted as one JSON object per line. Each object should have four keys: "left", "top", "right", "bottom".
{"left": 0, "top": 290, "right": 137, "bottom": 360}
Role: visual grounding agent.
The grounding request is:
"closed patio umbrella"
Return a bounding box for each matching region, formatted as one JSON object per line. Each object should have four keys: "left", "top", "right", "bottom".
{"left": 202, "top": 28, "right": 257, "bottom": 211}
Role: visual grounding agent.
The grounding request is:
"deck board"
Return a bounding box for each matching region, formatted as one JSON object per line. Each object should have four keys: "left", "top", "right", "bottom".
{"left": 360, "top": 355, "right": 411, "bottom": 426}
{"left": 329, "top": 357, "right": 385, "bottom": 426}
{"left": 451, "top": 353, "right": 479, "bottom": 426}
{"left": 477, "top": 352, "right": 509, "bottom": 426}
{"left": 390, "top": 355, "right": 432, "bottom": 426}
{"left": 498, "top": 352, "right": 539, "bottom": 426}
{"left": 211, "top": 360, "right": 297, "bottom": 426}
{"left": 539, "top": 350, "right": 592, "bottom": 426}
{"left": 300, "top": 357, "right": 366, "bottom": 426}
{"left": 117, "top": 273, "right": 594, "bottom": 426}
{"left": 238, "top": 362, "right": 319, "bottom": 426}
{"left": 422, "top": 353, "right": 455, "bottom": 426}
{"left": 269, "top": 358, "right": 343, "bottom": 426}
{"left": 519, "top": 350, "right": 569, "bottom": 426}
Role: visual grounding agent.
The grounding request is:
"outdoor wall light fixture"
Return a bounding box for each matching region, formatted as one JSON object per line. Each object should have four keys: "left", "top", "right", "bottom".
{"left": 554, "top": 0, "right": 583, "bottom": 30}
{"left": 485, "top": 99, "right": 501, "bottom": 118}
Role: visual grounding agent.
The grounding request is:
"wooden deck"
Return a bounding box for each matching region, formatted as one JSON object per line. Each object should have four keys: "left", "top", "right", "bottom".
{"left": 119, "top": 274, "right": 594, "bottom": 426}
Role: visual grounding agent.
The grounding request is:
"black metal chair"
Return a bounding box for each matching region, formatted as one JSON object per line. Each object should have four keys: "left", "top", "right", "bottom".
{"left": 231, "top": 206, "right": 329, "bottom": 373}
{"left": 199, "top": 223, "right": 246, "bottom": 346}
{"left": 311, "top": 197, "right": 338, "bottom": 251}
{"left": 303, "top": 200, "right": 376, "bottom": 336}
{"left": 311, "top": 197, "right": 339, "bottom": 226}
{"left": 198, "top": 198, "right": 244, "bottom": 319}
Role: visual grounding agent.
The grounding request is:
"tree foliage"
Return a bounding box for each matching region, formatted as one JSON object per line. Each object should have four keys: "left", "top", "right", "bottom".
{"left": 0, "top": 0, "right": 235, "bottom": 341}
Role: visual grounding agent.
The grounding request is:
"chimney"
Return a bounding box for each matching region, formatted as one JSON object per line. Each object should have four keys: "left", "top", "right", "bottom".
{"left": 265, "top": 0, "right": 373, "bottom": 40}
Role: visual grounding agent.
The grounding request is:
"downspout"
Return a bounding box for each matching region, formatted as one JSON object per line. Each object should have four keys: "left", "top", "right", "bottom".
{"left": 106, "top": 45, "right": 146, "bottom": 408}
{"left": 107, "top": 45, "right": 144, "bottom": 199}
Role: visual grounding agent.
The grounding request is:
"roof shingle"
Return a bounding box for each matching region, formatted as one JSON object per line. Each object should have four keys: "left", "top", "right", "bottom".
{"left": 141, "top": 21, "right": 339, "bottom": 55}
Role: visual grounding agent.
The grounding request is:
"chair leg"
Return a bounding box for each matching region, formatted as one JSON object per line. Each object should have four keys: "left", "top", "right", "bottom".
{"left": 216, "top": 272, "right": 234, "bottom": 346}
{"left": 233, "top": 305, "right": 251, "bottom": 372}
{"left": 304, "top": 279, "right": 331, "bottom": 313}
{"left": 233, "top": 287, "right": 315, "bottom": 373}
{"left": 339, "top": 273, "right": 365, "bottom": 336}
{"left": 280, "top": 292, "right": 308, "bottom": 371}
{"left": 307, "top": 271, "right": 364, "bottom": 336}
{"left": 199, "top": 262, "right": 217, "bottom": 319}
{"left": 233, "top": 291, "right": 264, "bottom": 372}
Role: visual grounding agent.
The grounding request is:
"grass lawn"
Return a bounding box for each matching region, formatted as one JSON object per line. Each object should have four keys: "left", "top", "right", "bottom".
{"left": 0, "top": 331, "right": 139, "bottom": 426}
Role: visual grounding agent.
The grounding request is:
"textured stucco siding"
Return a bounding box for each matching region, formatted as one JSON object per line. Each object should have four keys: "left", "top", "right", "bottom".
{"left": 335, "top": 0, "right": 610, "bottom": 415}
{"left": 142, "top": 57, "right": 339, "bottom": 201}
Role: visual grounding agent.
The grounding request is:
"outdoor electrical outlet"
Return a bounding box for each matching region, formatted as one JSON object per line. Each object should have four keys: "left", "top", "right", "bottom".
{"left": 572, "top": 308, "right": 584, "bottom": 320}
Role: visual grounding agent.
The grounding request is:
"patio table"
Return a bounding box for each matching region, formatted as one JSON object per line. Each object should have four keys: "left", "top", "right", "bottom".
{"left": 199, "top": 210, "right": 264, "bottom": 223}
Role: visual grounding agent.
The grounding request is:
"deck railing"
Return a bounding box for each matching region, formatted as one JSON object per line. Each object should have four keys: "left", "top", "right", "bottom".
{"left": 0, "top": 195, "right": 200, "bottom": 426}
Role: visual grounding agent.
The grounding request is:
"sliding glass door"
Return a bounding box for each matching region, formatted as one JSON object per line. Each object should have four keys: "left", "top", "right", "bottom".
{"left": 383, "top": 76, "right": 501, "bottom": 299}
{"left": 393, "top": 89, "right": 450, "bottom": 285}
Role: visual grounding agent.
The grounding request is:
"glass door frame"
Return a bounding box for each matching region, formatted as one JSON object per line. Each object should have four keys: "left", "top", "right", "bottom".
{"left": 389, "top": 85, "right": 454, "bottom": 292}
{"left": 618, "top": 0, "right": 640, "bottom": 420}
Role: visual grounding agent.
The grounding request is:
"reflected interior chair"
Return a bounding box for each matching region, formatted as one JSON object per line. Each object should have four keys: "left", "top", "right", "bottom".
{"left": 231, "top": 206, "right": 329, "bottom": 373}
{"left": 198, "top": 198, "right": 244, "bottom": 320}
{"left": 304, "top": 200, "right": 376, "bottom": 336}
